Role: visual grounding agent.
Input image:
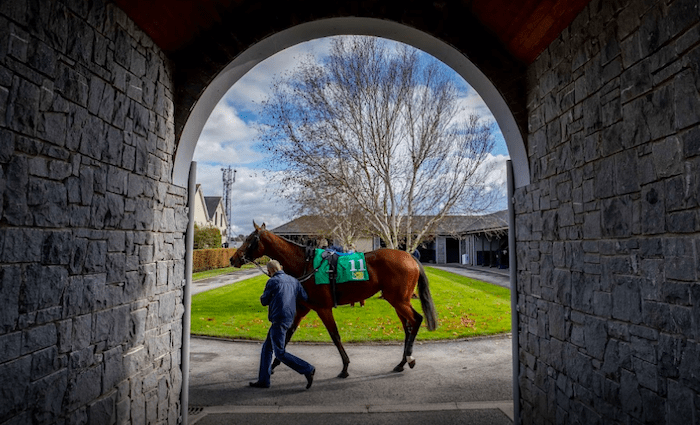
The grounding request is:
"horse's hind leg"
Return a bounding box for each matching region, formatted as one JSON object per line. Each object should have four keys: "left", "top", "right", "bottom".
{"left": 271, "top": 305, "right": 310, "bottom": 372}
{"left": 316, "top": 308, "right": 350, "bottom": 378}
{"left": 392, "top": 303, "right": 423, "bottom": 372}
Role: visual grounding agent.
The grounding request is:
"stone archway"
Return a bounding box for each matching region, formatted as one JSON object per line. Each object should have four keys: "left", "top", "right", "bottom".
{"left": 171, "top": 17, "right": 530, "bottom": 189}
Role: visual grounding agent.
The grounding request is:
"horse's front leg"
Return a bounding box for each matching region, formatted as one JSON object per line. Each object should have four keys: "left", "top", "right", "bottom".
{"left": 271, "top": 304, "right": 311, "bottom": 372}
{"left": 316, "top": 307, "right": 350, "bottom": 378}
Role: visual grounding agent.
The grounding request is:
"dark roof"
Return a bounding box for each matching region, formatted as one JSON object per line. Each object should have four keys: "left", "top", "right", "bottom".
{"left": 272, "top": 211, "right": 509, "bottom": 236}
{"left": 272, "top": 216, "right": 325, "bottom": 235}
{"left": 204, "top": 196, "right": 222, "bottom": 221}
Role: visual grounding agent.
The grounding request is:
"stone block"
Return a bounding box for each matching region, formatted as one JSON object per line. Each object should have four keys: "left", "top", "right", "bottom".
{"left": 64, "top": 274, "right": 105, "bottom": 317}
{"left": 88, "top": 392, "right": 116, "bottom": 425}
{"left": 21, "top": 323, "right": 56, "bottom": 355}
{"left": 667, "top": 379, "right": 694, "bottom": 424}
{"left": 583, "top": 315, "right": 607, "bottom": 360}
{"left": 80, "top": 114, "right": 106, "bottom": 161}
{"left": 93, "top": 304, "right": 130, "bottom": 348}
{"left": 621, "top": 97, "right": 652, "bottom": 148}
{"left": 641, "top": 184, "right": 665, "bottom": 234}
{"left": 683, "top": 126, "right": 700, "bottom": 157}
{"left": 592, "top": 290, "right": 611, "bottom": 317}
{"left": 658, "top": 333, "right": 685, "bottom": 379}
{"left": 66, "top": 365, "right": 102, "bottom": 410}
{"left": 124, "top": 346, "right": 147, "bottom": 378}
{"left": 0, "top": 356, "right": 31, "bottom": 421}
{"left": 28, "top": 369, "right": 68, "bottom": 425}
{"left": 97, "top": 82, "right": 116, "bottom": 124}
{"left": 106, "top": 253, "right": 126, "bottom": 284}
{"left": 7, "top": 76, "right": 40, "bottom": 137}
{"left": 104, "top": 126, "right": 125, "bottom": 167}
{"left": 71, "top": 314, "right": 92, "bottom": 353}
{"left": 129, "top": 308, "right": 146, "bottom": 348}
{"left": 0, "top": 331, "right": 20, "bottom": 364}
{"left": 56, "top": 62, "right": 88, "bottom": 107}
{"left": 620, "top": 368, "right": 642, "bottom": 419}
{"left": 41, "top": 230, "right": 72, "bottom": 265}
{"left": 69, "top": 237, "right": 88, "bottom": 275}
{"left": 612, "top": 276, "right": 642, "bottom": 324}
{"left": 601, "top": 196, "right": 632, "bottom": 237}
{"left": 102, "top": 345, "right": 124, "bottom": 394}
{"left": 130, "top": 101, "right": 149, "bottom": 137}
{"left": 57, "top": 319, "right": 72, "bottom": 353}
{"left": 675, "top": 69, "right": 700, "bottom": 130}
{"left": 88, "top": 76, "right": 106, "bottom": 116}
{"left": 22, "top": 265, "right": 68, "bottom": 312}
{"left": 613, "top": 150, "right": 640, "bottom": 195}
{"left": 648, "top": 84, "right": 676, "bottom": 140}
{"left": 30, "top": 346, "right": 61, "bottom": 381}
{"left": 679, "top": 342, "right": 700, "bottom": 392}
{"left": 666, "top": 211, "right": 698, "bottom": 234}
{"left": 3, "top": 156, "right": 33, "bottom": 226}
{"left": 0, "top": 265, "right": 21, "bottom": 333}
{"left": 84, "top": 240, "right": 106, "bottom": 273}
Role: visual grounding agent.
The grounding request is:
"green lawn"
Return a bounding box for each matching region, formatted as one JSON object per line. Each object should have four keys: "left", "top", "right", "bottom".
{"left": 190, "top": 266, "right": 511, "bottom": 342}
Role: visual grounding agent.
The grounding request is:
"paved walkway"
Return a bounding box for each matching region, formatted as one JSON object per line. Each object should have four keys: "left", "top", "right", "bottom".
{"left": 187, "top": 264, "right": 514, "bottom": 424}
{"left": 430, "top": 264, "right": 510, "bottom": 288}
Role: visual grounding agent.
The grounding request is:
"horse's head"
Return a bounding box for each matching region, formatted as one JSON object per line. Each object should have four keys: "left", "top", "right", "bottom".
{"left": 230, "top": 221, "right": 267, "bottom": 268}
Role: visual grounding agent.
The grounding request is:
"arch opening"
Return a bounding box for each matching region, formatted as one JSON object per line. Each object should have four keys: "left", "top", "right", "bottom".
{"left": 172, "top": 17, "right": 530, "bottom": 189}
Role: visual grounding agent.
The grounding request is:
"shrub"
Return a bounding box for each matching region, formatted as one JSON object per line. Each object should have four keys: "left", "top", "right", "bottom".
{"left": 193, "top": 248, "right": 238, "bottom": 272}
{"left": 194, "top": 224, "right": 222, "bottom": 249}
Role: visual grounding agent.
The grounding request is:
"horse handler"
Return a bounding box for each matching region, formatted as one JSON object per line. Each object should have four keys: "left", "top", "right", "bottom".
{"left": 249, "top": 260, "right": 316, "bottom": 389}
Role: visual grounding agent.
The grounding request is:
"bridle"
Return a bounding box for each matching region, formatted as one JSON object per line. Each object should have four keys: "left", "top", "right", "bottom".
{"left": 238, "top": 231, "right": 326, "bottom": 283}
{"left": 238, "top": 232, "right": 270, "bottom": 277}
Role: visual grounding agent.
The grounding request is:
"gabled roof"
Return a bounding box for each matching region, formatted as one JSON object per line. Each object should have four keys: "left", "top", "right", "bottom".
{"left": 272, "top": 211, "right": 509, "bottom": 236}
{"left": 272, "top": 215, "right": 326, "bottom": 235}
{"left": 204, "top": 196, "right": 222, "bottom": 221}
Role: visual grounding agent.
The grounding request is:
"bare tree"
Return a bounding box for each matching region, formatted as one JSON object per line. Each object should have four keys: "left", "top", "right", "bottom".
{"left": 289, "top": 184, "right": 371, "bottom": 250}
{"left": 259, "top": 36, "right": 499, "bottom": 252}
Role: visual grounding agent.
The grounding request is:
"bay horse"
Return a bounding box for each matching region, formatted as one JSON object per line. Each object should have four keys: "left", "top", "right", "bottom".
{"left": 230, "top": 222, "right": 438, "bottom": 378}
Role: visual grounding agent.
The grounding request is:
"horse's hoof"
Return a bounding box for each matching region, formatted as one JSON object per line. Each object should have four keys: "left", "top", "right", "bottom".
{"left": 407, "top": 356, "right": 416, "bottom": 369}
{"left": 393, "top": 365, "right": 404, "bottom": 372}
{"left": 337, "top": 371, "right": 349, "bottom": 378}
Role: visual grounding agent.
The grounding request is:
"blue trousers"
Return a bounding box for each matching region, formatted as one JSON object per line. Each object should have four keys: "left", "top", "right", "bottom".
{"left": 257, "top": 321, "right": 314, "bottom": 385}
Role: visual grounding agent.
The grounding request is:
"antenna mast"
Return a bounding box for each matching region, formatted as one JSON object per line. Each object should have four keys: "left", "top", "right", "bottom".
{"left": 221, "top": 166, "right": 236, "bottom": 234}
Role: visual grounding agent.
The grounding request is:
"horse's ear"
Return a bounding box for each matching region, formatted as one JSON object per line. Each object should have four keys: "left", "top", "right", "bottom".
{"left": 253, "top": 220, "right": 259, "bottom": 230}
{"left": 261, "top": 223, "right": 266, "bottom": 230}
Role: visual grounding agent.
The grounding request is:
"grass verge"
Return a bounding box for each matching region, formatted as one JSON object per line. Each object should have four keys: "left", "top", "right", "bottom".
{"left": 190, "top": 266, "right": 511, "bottom": 342}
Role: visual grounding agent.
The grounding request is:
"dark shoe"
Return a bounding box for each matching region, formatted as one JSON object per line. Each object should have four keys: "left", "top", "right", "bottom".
{"left": 305, "top": 368, "right": 315, "bottom": 389}
{"left": 249, "top": 381, "right": 269, "bottom": 388}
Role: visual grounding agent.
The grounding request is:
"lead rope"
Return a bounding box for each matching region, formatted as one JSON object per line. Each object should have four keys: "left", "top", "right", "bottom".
{"left": 244, "top": 256, "right": 270, "bottom": 277}
{"left": 244, "top": 255, "right": 323, "bottom": 281}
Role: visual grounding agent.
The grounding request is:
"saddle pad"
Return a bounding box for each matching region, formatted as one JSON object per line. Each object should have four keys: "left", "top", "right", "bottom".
{"left": 313, "top": 249, "right": 369, "bottom": 284}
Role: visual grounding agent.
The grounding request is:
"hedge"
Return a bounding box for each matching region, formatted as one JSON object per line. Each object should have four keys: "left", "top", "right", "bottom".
{"left": 193, "top": 248, "right": 238, "bottom": 272}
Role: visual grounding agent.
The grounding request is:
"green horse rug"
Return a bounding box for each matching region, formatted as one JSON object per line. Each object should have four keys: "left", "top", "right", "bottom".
{"left": 312, "top": 249, "right": 369, "bottom": 284}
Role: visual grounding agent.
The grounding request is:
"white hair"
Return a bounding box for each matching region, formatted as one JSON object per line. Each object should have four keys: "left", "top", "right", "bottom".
{"left": 267, "top": 260, "right": 282, "bottom": 273}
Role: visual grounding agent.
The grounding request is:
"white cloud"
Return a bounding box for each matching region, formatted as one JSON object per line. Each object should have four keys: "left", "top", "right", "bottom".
{"left": 195, "top": 164, "right": 295, "bottom": 236}
{"left": 221, "top": 37, "right": 335, "bottom": 109}
{"left": 193, "top": 36, "right": 513, "bottom": 237}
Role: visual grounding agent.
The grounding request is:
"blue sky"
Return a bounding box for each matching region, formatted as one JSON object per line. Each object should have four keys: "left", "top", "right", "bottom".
{"left": 193, "top": 37, "right": 510, "bottom": 237}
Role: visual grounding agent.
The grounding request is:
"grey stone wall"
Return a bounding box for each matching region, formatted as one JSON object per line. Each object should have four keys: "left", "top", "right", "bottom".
{"left": 0, "top": 1, "right": 186, "bottom": 423}
{"left": 517, "top": 0, "right": 700, "bottom": 423}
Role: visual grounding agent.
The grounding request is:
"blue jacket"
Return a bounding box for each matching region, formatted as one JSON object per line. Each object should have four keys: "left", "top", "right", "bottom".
{"left": 260, "top": 271, "right": 308, "bottom": 325}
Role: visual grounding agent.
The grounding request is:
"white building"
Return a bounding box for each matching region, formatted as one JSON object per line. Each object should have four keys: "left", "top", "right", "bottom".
{"left": 193, "top": 184, "right": 230, "bottom": 246}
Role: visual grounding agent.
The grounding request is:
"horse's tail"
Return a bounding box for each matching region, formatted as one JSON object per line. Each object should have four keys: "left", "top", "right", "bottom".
{"left": 414, "top": 257, "right": 438, "bottom": 331}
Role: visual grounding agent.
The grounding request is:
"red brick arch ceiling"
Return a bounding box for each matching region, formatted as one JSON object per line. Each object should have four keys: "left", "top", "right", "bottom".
{"left": 116, "top": 0, "right": 591, "bottom": 187}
